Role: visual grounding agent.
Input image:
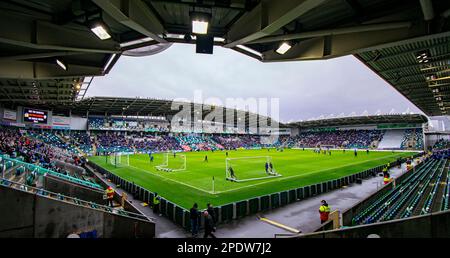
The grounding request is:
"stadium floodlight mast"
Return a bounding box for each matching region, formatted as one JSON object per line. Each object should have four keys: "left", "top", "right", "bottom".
{"left": 276, "top": 42, "right": 292, "bottom": 55}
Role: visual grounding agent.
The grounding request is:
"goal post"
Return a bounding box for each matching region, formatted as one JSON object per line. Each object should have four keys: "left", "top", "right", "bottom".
{"left": 155, "top": 152, "right": 186, "bottom": 172}
{"left": 320, "top": 145, "right": 336, "bottom": 150}
{"left": 225, "top": 156, "right": 281, "bottom": 182}
{"left": 109, "top": 152, "right": 129, "bottom": 167}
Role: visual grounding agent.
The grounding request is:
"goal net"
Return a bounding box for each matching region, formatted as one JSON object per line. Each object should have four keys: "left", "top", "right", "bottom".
{"left": 109, "top": 153, "right": 129, "bottom": 167}
{"left": 225, "top": 156, "right": 281, "bottom": 182}
{"left": 320, "top": 145, "right": 336, "bottom": 150}
{"left": 155, "top": 152, "right": 186, "bottom": 172}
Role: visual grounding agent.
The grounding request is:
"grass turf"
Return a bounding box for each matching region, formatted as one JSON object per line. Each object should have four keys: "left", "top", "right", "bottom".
{"left": 89, "top": 149, "right": 413, "bottom": 209}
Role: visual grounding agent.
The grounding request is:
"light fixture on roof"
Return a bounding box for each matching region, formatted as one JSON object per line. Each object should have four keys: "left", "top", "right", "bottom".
{"left": 89, "top": 19, "right": 111, "bottom": 40}
{"left": 56, "top": 59, "right": 67, "bottom": 71}
{"left": 416, "top": 50, "right": 431, "bottom": 63}
{"left": 190, "top": 12, "right": 211, "bottom": 35}
{"left": 276, "top": 42, "right": 292, "bottom": 55}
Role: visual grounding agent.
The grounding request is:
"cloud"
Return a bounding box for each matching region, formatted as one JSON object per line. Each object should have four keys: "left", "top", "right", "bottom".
{"left": 87, "top": 44, "right": 423, "bottom": 121}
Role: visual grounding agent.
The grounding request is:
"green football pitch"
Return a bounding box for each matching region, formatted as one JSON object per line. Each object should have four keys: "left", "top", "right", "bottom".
{"left": 89, "top": 149, "right": 413, "bottom": 209}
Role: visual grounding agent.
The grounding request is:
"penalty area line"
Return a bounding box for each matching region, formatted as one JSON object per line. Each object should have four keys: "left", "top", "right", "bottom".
{"left": 215, "top": 153, "right": 401, "bottom": 194}
{"left": 125, "top": 164, "right": 215, "bottom": 194}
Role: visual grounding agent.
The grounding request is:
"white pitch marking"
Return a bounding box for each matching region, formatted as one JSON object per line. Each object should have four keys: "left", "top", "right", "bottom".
{"left": 213, "top": 153, "right": 401, "bottom": 194}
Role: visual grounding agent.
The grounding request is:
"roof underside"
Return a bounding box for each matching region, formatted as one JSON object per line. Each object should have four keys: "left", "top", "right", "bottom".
{"left": 356, "top": 36, "right": 450, "bottom": 116}
{"left": 51, "top": 96, "right": 278, "bottom": 128}
{"left": 0, "top": 0, "right": 449, "bottom": 118}
{"left": 287, "top": 114, "right": 428, "bottom": 129}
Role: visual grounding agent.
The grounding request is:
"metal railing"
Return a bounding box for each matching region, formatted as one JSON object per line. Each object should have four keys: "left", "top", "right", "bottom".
{"left": 1, "top": 154, "right": 102, "bottom": 190}
{"left": 0, "top": 178, "right": 154, "bottom": 222}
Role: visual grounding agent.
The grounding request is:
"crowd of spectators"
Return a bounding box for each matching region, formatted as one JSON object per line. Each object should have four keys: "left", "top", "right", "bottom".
{"left": 432, "top": 139, "right": 450, "bottom": 150}
{"left": 61, "top": 131, "right": 93, "bottom": 154}
{"left": 292, "top": 130, "right": 384, "bottom": 149}
{"left": 212, "top": 135, "right": 262, "bottom": 149}
{"left": 0, "top": 127, "right": 83, "bottom": 171}
{"left": 400, "top": 129, "right": 424, "bottom": 149}
{"left": 2, "top": 125, "right": 428, "bottom": 162}
{"left": 94, "top": 132, "right": 182, "bottom": 154}
{"left": 430, "top": 148, "right": 450, "bottom": 159}
{"left": 176, "top": 135, "right": 224, "bottom": 151}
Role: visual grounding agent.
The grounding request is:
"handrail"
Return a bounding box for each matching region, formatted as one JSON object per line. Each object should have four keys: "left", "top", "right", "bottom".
{"left": 0, "top": 178, "right": 154, "bottom": 223}
{"left": 0, "top": 154, "right": 102, "bottom": 190}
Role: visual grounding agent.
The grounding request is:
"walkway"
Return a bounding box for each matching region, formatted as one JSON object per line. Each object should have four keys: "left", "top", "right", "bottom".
{"left": 89, "top": 160, "right": 418, "bottom": 238}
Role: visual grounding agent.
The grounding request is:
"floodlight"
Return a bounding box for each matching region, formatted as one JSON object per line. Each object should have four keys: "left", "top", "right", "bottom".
{"left": 276, "top": 42, "right": 292, "bottom": 55}
{"left": 190, "top": 12, "right": 211, "bottom": 35}
{"left": 192, "top": 20, "right": 208, "bottom": 34}
{"left": 90, "top": 20, "right": 111, "bottom": 40}
{"left": 56, "top": 59, "right": 67, "bottom": 71}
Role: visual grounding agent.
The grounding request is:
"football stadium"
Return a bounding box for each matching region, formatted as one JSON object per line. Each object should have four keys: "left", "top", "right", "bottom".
{"left": 1, "top": 0, "right": 450, "bottom": 242}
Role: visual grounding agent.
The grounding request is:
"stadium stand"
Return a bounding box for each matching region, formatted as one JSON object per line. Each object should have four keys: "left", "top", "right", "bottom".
{"left": 292, "top": 130, "right": 384, "bottom": 149}
{"left": 433, "top": 139, "right": 450, "bottom": 150}
{"left": 351, "top": 153, "right": 448, "bottom": 226}
{"left": 377, "top": 130, "right": 406, "bottom": 150}
{"left": 401, "top": 129, "right": 424, "bottom": 150}
{"left": 62, "top": 131, "right": 94, "bottom": 154}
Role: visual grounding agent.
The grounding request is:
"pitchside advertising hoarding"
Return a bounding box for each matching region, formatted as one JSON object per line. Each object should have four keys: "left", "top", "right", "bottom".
{"left": 23, "top": 108, "right": 48, "bottom": 124}
{"left": 52, "top": 115, "right": 71, "bottom": 129}
{"left": 3, "top": 109, "right": 17, "bottom": 121}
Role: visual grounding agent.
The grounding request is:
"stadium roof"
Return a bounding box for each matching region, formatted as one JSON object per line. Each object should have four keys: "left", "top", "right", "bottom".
{"left": 286, "top": 114, "right": 428, "bottom": 129}
{"left": 356, "top": 36, "right": 450, "bottom": 117}
{"left": 51, "top": 96, "right": 279, "bottom": 127}
{"left": 0, "top": 0, "right": 449, "bottom": 116}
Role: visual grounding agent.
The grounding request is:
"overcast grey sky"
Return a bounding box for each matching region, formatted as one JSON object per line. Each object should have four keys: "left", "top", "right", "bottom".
{"left": 87, "top": 43, "right": 423, "bottom": 122}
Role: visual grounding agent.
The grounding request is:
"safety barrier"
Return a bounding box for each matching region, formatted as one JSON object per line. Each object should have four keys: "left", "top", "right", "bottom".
{"left": 1, "top": 154, "right": 102, "bottom": 190}
{"left": 87, "top": 153, "right": 422, "bottom": 231}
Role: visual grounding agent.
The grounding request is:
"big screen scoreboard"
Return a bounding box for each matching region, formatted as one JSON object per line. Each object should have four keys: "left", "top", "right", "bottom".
{"left": 23, "top": 108, "right": 48, "bottom": 124}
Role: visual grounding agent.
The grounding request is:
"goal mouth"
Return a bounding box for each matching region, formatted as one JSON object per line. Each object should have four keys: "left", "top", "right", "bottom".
{"left": 226, "top": 173, "right": 282, "bottom": 183}
{"left": 109, "top": 153, "right": 129, "bottom": 167}
{"left": 155, "top": 152, "right": 186, "bottom": 172}
{"left": 319, "top": 145, "right": 336, "bottom": 149}
{"left": 225, "top": 156, "right": 282, "bottom": 183}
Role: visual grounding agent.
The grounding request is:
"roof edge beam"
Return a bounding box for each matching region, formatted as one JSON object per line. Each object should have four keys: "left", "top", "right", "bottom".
{"left": 250, "top": 21, "right": 412, "bottom": 44}
{"left": 224, "top": 0, "right": 327, "bottom": 48}
{"left": 92, "top": 0, "right": 167, "bottom": 43}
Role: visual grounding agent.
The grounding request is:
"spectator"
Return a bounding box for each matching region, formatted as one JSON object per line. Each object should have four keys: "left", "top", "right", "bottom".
{"left": 190, "top": 203, "right": 200, "bottom": 238}
{"left": 152, "top": 192, "right": 161, "bottom": 216}
{"left": 203, "top": 211, "right": 216, "bottom": 238}
{"left": 105, "top": 186, "right": 115, "bottom": 207}
{"left": 207, "top": 203, "right": 216, "bottom": 226}
{"left": 319, "top": 200, "right": 331, "bottom": 224}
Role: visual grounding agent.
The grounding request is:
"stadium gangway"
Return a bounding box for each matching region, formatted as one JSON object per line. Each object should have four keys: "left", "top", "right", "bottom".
{"left": 400, "top": 159, "right": 442, "bottom": 218}
{"left": 0, "top": 178, "right": 153, "bottom": 222}
{"left": 412, "top": 159, "right": 444, "bottom": 216}
{"left": 442, "top": 173, "right": 450, "bottom": 211}
{"left": 401, "top": 159, "right": 445, "bottom": 219}
{"left": 351, "top": 159, "right": 435, "bottom": 225}
{"left": 0, "top": 154, "right": 103, "bottom": 190}
{"left": 420, "top": 161, "right": 446, "bottom": 215}
{"left": 378, "top": 159, "right": 442, "bottom": 221}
